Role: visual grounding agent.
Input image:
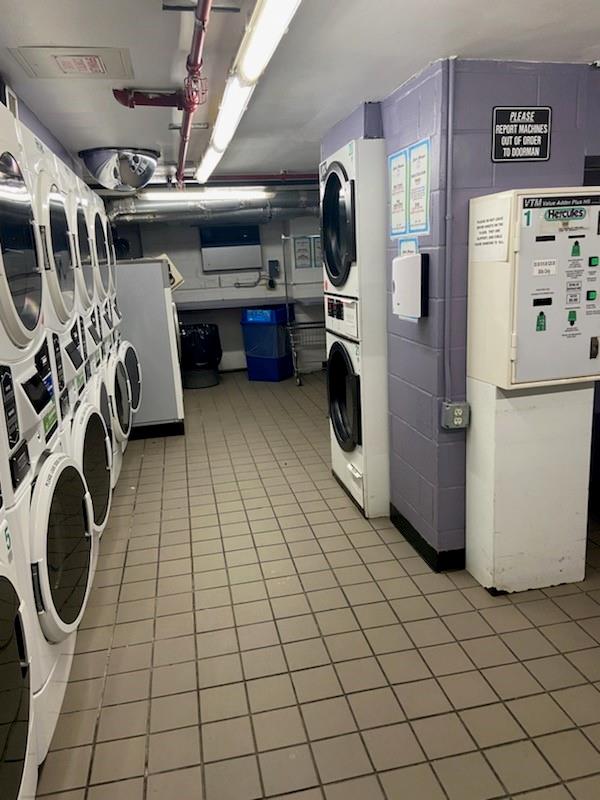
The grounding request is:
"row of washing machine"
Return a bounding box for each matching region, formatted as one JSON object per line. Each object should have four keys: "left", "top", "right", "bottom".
{"left": 0, "top": 102, "right": 142, "bottom": 799}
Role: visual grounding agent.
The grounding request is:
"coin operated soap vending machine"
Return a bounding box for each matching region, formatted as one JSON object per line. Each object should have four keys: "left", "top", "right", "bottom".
{"left": 466, "top": 188, "right": 600, "bottom": 592}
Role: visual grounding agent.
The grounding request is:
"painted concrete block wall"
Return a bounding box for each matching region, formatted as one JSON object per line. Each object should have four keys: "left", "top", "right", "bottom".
{"left": 380, "top": 61, "right": 466, "bottom": 554}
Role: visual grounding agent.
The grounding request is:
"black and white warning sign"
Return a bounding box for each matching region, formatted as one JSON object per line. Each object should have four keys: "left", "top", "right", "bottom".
{"left": 492, "top": 107, "right": 551, "bottom": 163}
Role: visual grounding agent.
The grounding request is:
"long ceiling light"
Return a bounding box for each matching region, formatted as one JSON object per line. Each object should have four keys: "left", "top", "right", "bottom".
{"left": 195, "top": 0, "right": 302, "bottom": 184}
{"left": 212, "top": 76, "right": 255, "bottom": 152}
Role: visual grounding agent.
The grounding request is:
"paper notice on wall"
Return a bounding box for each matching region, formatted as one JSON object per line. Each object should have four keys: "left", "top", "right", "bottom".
{"left": 398, "top": 237, "right": 419, "bottom": 257}
{"left": 470, "top": 196, "right": 511, "bottom": 262}
{"left": 389, "top": 148, "right": 408, "bottom": 237}
{"left": 408, "top": 139, "right": 430, "bottom": 234}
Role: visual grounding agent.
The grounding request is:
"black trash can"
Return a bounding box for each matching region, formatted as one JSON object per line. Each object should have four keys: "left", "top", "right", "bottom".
{"left": 180, "top": 323, "right": 222, "bottom": 388}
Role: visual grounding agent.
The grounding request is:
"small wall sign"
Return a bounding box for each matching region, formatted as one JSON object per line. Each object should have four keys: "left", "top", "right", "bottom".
{"left": 492, "top": 106, "right": 551, "bottom": 163}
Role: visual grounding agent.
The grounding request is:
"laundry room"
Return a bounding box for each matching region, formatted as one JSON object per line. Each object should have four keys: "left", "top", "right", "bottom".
{"left": 3, "top": 2, "right": 600, "bottom": 800}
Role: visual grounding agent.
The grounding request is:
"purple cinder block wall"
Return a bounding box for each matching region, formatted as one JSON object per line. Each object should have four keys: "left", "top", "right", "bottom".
{"left": 385, "top": 58, "right": 599, "bottom": 561}
{"left": 321, "top": 101, "right": 383, "bottom": 161}
{"left": 381, "top": 61, "right": 459, "bottom": 556}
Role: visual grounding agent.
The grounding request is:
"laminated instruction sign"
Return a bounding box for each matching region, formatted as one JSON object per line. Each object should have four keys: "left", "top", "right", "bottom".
{"left": 492, "top": 107, "right": 551, "bottom": 162}
{"left": 389, "top": 137, "right": 430, "bottom": 237}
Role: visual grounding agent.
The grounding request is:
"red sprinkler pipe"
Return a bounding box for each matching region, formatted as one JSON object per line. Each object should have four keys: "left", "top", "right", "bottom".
{"left": 176, "top": 0, "right": 213, "bottom": 187}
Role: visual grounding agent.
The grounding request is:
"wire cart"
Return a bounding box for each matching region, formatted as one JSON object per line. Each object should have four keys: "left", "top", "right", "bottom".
{"left": 281, "top": 233, "right": 326, "bottom": 385}
{"left": 286, "top": 320, "right": 326, "bottom": 385}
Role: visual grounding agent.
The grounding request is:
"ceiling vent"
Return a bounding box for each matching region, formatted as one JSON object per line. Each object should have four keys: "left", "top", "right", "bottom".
{"left": 9, "top": 47, "right": 133, "bottom": 79}
{"left": 79, "top": 148, "right": 160, "bottom": 193}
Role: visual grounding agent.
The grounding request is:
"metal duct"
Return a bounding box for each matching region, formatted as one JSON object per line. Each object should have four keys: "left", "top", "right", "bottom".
{"left": 106, "top": 187, "right": 319, "bottom": 225}
{"left": 79, "top": 148, "right": 160, "bottom": 193}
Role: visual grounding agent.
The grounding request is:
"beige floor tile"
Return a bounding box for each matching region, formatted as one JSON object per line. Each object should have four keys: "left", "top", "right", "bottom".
{"left": 412, "top": 712, "right": 476, "bottom": 760}
{"left": 97, "top": 700, "right": 148, "bottom": 741}
{"left": 364, "top": 722, "right": 425, "bottom": 770}
{"left": 252, "top": 706, "right": 307, "bottom": 751}
{"left": 484, "top": 740, "right": 558, "bottom": 793}
{"left": 146, "top": 767, "right": 204, "bottom": 800}
{"left": 90, "top": 736, "right": 146, "bottom": 783}
{"left": 247, "top": 673, "right": 296, "bottom": 712}
{"left": 433, "top": 751, "right": 504, "bottom": 800}
{"left": 202, "top": 716, "right": 255, "bottom": 761}
{"left": 88, "top": 778, "right": 144, "bottom": 800}
{"left": 148, "top": 726, "right": 201, "bottom": 773}
{"left": 507, "top": 693, "right": 575, "bottom": 736}
{"left": 150, "top": 691, "right": 199, "bottom": 732}
{"left": 460, "top": 703, "right": 524, "bottom": 747}
{"left": 535, "top": 729, "right": 600, "bottom": 780}
{"left": 301, "top": 696, "right": 356, "bottom": 740}
{"left": 205, "top": 755, "right": 262, "bottom": 800}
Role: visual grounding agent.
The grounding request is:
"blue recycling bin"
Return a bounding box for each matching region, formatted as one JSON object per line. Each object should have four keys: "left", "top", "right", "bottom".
{"left": 241, "top": 305, "right": 294, "bottom": 381}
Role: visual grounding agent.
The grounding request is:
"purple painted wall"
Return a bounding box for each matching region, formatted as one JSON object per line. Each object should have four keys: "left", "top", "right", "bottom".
{"left": 321, "top": 101, "right": 383, "bottom": 161}
{"left": 322, "top": 58, "right": 600, "bottom": 562}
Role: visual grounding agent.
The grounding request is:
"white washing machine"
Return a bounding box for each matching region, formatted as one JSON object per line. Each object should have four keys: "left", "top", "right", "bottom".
{"left": 0, "top": 497, "right": 38, "bottom": 799}
{"left": 321, "top": 138, "right": 389, "bottom": 517}
{"left": 0, "top": 365, "right": 95, "bottom": 762}
{"left": 105, "top": 343, "right": 132, "bottom": 486}
{"left": 66, "top": 397, "right": 112, "bottom": 537}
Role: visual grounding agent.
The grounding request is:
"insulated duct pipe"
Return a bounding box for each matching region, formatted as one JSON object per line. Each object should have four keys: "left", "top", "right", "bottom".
{"left": 176, "top": 0, "right": 213, "bottom": 186}
{"left": 106, "top": 187, "right": 319, "bottom": 225}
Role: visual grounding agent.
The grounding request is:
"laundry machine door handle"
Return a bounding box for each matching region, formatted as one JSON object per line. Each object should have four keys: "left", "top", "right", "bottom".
{"left": 15, "top": 612, "right": 29, "bottom": 678}
{"left": 347, "top": 462, "right": 363, "bottom": 481}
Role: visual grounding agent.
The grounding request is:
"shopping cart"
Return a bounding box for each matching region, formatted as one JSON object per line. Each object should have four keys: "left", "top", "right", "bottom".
{"left": 286, "top": 321, "right": 326, "bottom": 385}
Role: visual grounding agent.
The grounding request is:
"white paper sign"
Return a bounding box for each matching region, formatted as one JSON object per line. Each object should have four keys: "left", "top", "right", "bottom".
{"left": 408, "top": 139, "right": 430, "bottom": 234}
{"left": 389, "top": 149, "right": 408, "bottom": 236}
{"left": 470, "top": 196, "right": 511, "bottom": 262}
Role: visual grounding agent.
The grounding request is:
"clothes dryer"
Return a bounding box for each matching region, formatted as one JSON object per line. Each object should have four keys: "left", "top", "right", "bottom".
{"left": 71, "top": 180, "right": 102, "bottom": 390}
{"left": 321, "top": 138, "right": 389, "bottom": 517}
{"left": 0, "top": 107, "right": 45, "bottom": 365}
{"left": 21, "top": 126, "right": 86, "bottom": 425}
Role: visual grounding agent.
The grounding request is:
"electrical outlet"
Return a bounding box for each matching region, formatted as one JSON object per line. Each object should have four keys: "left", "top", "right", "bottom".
{"left": 441, "top": 401, "right": 470, "bottom": 430}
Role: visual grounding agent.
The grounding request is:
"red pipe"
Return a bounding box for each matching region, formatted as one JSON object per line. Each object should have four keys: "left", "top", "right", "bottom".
{"left": 176, "top": 0, "right": 213, "bottom": 187}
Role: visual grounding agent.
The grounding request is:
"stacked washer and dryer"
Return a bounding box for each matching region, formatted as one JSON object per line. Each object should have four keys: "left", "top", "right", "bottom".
{"left": 0, "top": 101, "right": 142, "bottom": 799}
{"left": 321, "top": 138, "right": 389, "bottom": 518}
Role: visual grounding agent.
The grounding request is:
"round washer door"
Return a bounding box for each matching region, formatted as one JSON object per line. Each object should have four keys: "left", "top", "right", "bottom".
{"left": 46, "top": 185, "right": 75, "bottom": 322}
{"left": 327, "top": 340, "right": 361, "bottom": 452}
{"left": 29, "top": 453, "right": 94, "bottom": 642}
{"left": 0, "top": 571, "right": 32, "bottom": 800}
{"left": 72, "top": 403, "right": 112, "bottom": 533}
{"left": 321, "top": 161, "right": 356, "bottom": 288}
{"left": 109, "top": 355, "right": 132, "bottom": 442}
{"left": 76, "top": 204, "right": 94, "bottom": 308}
{"left": 97, "top": 376, "right": 114, "bottom": 466}
{"left": 0, "top": 150, "right": 42, "bottom": 346}
{"left": 94, "top": 213, "right": 110, "bottom": 297}
{"left": 121, "top": 342, "right": 142, "bottom": 413}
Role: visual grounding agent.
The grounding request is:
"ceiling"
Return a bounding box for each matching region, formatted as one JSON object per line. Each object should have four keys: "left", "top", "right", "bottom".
{"left": 1, "top": 0, "right": 600, "bottom": 181}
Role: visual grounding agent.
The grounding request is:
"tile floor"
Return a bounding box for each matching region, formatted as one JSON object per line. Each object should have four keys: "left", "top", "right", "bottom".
{"left": 36, "top": 372, "right": 600, "bottom": 800}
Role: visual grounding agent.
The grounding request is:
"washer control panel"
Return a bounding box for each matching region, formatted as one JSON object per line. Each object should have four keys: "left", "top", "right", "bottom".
{"left": 325, "top": 295, "right": 359, "bottom": 340}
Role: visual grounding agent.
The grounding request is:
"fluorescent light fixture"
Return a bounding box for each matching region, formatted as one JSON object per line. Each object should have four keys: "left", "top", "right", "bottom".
{"left": 238, "top": 0, "right": 302, "bottom": 83}
{"left": 194, "top": 146, "right": 223, "bottom": 184}
{"left": 212, "top": 75, "right": 255, "bottom": 152}
{"left": 194, "top": 0, "right": 302, "bottom": 184}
